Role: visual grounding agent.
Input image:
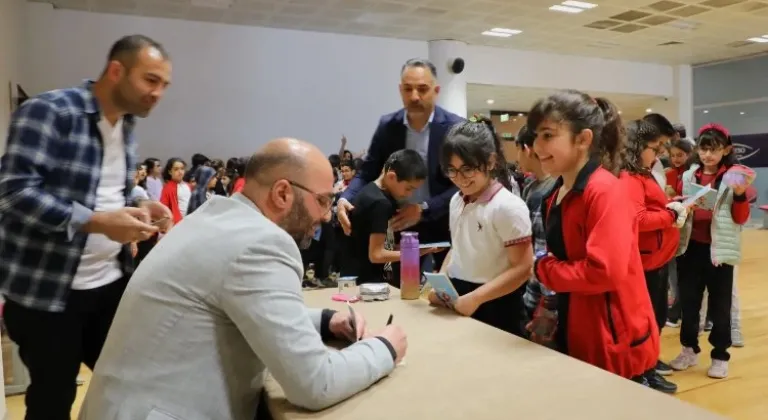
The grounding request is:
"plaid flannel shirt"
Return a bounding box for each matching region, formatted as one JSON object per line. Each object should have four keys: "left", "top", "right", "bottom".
{"left": 0, "top": 81, "right": 138, "bottom": 312}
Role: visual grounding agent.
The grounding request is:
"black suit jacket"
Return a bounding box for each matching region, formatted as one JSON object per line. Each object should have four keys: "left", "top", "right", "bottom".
{"left": 341, "top": 106, "right": 464, "bottom": 242}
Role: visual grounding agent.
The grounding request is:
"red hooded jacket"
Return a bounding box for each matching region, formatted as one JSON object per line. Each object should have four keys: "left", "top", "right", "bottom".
{"left": 619, "top": 172, "right": 680, "bottom": 271}
{"left": 535, "top": 161, "right": 658, "bottom": 379}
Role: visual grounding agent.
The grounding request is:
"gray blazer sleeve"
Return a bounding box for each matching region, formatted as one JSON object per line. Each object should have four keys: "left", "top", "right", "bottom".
{"left": 218, "top": 232, "right": 395, "bottom": 411}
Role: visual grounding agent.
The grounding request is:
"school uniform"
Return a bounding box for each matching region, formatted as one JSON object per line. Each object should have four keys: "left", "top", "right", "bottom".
{"left": 446, "top": 181, "right": 531, "bottom": 336}
{"left": 534, "top": 160, "right": 659, "bottom": 379}
{"left": 619, "top": 171, "right": 680, "bottom": 332}
{"left": 676, "top": 163, "right": 750, "bottom": 362}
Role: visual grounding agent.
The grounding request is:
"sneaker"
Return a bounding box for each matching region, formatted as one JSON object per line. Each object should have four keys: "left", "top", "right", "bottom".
{"left": 666, "top": 319, "right": 681, "bottom": 328}
{"left": 670, "top": 347, "right": 698, "bottom": 371}
{"left": 644, "top": 370, "right": 678, "bottom": 394}
{"left": 655, "top": 360, "right": 673, "bottom": 376}
{"left": 732, "top": 329, "right": 745, "bottom": 348}
{"left": 707, "top": 359, "right": 729, "bottom": 379}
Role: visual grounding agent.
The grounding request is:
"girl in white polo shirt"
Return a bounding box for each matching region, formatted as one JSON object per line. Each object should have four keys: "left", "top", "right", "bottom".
{"left": 428, "top": 116, "right": 534, "bottom": 336}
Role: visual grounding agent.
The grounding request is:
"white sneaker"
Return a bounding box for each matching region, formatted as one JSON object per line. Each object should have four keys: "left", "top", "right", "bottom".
{"left": 670, "top": 347, "right": 698, "bottom": 371}
{"left": 708, "top": 359, "right": 729, "bottom": 379}
{"left": 732, "top": 329, "right": 745, "bottom": 348}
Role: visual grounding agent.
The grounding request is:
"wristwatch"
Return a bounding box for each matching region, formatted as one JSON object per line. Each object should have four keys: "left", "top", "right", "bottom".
{"left": 419, "top": 201, "right": 429, "bottom": 212}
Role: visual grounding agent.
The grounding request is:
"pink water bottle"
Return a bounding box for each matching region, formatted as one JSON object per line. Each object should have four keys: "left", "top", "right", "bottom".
{"left": 399, "top": 231, "right": 420, "bottom": 300}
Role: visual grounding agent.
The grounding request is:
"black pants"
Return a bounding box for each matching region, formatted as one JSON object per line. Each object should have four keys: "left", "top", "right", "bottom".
{"left": 668, "top": 257, "right": 683, "bottom": 322}
{"left": 3, "top": 277, "right": 129, "bottom": 420}
{"left": 452, "top": 278, "right": 526, "bottom": 337}
{"left": 644, "top": 264, "right": 669, "bottom": 334}
{"left": 678, "top": 240, "right": 733, "bottom": 361}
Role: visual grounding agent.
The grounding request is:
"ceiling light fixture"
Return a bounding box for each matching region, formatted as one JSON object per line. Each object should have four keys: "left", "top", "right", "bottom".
{"left": 562, "top": 1, "right": 598, "bottom": 9}
{"left": 747, "top": 36, "right": 768, "bottom": 43}
{"left": 740, "top": 111, "right": 746, "bottom": 115}
{"left": 703, "top": 110, "right": 709, "bottom": 113}
{"left": 618, "top": 110, "right": 623, "bottom": 115}
{"left": 482, "top": 27, "right": 522, "bottom": 37}
{"left": 549, "top": 1, "right": 597, "bottom": 14}
{"left": 646, "top": 108, "right": 653, "bottom": 113}
{"left": 487, "top": 99, "right": 495, "bottom": 104}
{"left": 549, "top": 5, "right": 584, "bottom": 13}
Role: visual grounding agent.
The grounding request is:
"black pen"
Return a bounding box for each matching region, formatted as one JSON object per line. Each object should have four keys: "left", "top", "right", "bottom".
{"left": 386, "top": 314, "right": 393, "bottom": 325}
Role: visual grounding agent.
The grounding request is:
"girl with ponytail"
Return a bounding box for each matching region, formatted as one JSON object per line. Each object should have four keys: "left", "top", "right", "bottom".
{"left": 525, "top": 90, "right": 660, "bottom": 383}
{"left": 428, "top": 116, "right": 533, "bottom": 336}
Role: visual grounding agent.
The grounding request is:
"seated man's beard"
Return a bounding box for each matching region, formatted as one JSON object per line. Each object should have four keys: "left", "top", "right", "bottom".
{"left": 279, "top": 197, "right": 315, "bottom": 249}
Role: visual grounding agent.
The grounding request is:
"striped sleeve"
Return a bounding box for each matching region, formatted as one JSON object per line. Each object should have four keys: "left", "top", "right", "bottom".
{"left": 491, "top": 194, "right": 532, "bottom": 247}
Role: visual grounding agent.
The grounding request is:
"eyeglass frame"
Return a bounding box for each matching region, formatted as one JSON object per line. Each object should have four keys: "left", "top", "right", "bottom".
{"left": 285, "top": 180, "right": 335, "bottom": 213}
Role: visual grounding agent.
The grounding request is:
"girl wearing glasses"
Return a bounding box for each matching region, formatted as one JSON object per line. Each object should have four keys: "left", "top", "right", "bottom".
{"left": 618, "top": 119, "right": 688, "bottom": 393}
{"left": 428, "top": 116, "right": 533, "bottom": 337}
{"left": 670, "top": 124, "right": 751, "bottom": 379}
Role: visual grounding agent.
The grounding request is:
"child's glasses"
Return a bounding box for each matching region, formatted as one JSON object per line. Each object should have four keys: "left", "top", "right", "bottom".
{"left": 444, "top": 166, "right": 479, "bottom": 179}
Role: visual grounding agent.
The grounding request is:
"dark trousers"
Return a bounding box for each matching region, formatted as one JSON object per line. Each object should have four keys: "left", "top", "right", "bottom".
{"left": 452, "top": 278, "right": 526, "bottom": 337}
{"left": 668, "top": 257, "right": 683, "bottom": 322}
{"left": 644, "top": 264, "right": 669, "bottom": 334}
{"left": 678, "top": 240, "right": 733, "bottom": 361}
{"left": 3, "top": 276, "right": 129, "bottom": 420}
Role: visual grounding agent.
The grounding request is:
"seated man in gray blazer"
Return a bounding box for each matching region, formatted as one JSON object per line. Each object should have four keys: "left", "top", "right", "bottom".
{"left": 79, "top": 138, "right": 408, "bottom": 420}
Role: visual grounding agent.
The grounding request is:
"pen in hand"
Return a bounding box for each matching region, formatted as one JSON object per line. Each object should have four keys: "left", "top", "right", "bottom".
{"left": 386, "top": 314, "right": 393, "bottom": 326}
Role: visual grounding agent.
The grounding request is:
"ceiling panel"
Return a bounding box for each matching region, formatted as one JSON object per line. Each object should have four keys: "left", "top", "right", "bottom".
{"left": 32, "top": 0, "right": 768, "bottom": 65}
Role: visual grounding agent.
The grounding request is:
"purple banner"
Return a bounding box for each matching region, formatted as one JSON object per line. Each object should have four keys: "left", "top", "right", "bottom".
{"left": 731, "top": 133, "right": 768, "bottom": 168}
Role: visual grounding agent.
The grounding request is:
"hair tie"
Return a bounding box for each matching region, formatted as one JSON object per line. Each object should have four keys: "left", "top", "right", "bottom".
{"left": 698, "top": 123, "right": 730, "bottom": 139}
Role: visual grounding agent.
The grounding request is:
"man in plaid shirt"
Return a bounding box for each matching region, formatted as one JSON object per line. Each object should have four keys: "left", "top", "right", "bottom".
{"left": 0, "top": 35, "right": 172, "bottom": 419}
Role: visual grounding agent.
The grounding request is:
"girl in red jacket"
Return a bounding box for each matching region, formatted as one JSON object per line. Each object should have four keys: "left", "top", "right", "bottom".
{"left": 664, "top": 139, "right": 693, "bottom": 198}
{"left": 159, "top": 157, "right": 191, "bottom": 224}
{"left": 619, "top": 120, "right": 689, "bottom": 393}
{"left": 527, "top": 90, "right": 659, "bottom": 383}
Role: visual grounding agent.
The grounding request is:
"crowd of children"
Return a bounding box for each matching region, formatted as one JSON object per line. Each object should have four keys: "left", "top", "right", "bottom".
{"left": 302, "top": 89, "right": 755, "bottom": 394}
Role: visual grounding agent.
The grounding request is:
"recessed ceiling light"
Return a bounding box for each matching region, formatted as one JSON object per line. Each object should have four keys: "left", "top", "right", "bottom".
{"left": 549, "top": 5, "right": 584, "bottom": 13}
{"left": 562, "top": 1, "right": 598, "bottom": 9}
{"left": 482, "top": 31, "right": 512, "bottom": 38}
{"left": 747, "top": 36, "right": 768, "bottom": 43}
{"left": 513, "top": 118, "right": 518, "bottom": 122}
{"left": 518, "top": 113, "right": 524, "bottom": 116}
{"left": 618, "top": 110, "right": 623, "bottom": 115}
{"left": 703, "top": 110, "right": 709, "bottom": 114}
{"left": 740, "top": 111, "right": 746, "bottom": 115}
{"left": 490, "top": 28, "right": 522, "bottom": 35}
{"left": 486, "top": 99, "right": 495, "bottom": 104}
{"left": 645, "top": 108, "right": 653, "bottom": 113}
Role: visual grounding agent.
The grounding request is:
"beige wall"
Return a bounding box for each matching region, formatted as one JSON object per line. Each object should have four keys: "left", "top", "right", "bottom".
{"left": 0, "top": 0, "right": 25, "bottom": 158}
{"left": 490, "top": 113, "right": 526, "bottom": 164}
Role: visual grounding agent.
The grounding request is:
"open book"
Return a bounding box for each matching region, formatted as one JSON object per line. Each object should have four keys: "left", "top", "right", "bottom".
{"left": 684, "top": 183, "right": 718, "bottom": 211}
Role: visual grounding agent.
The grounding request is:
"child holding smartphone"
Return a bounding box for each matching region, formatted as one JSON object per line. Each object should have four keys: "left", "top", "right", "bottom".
{"left": 429, "top": 116, "right": 533, "bottom": 336}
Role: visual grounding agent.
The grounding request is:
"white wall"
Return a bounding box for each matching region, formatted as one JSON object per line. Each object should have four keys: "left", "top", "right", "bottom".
{"left": 23, "top": 3, "right": 425, "bottom": 160}
{"left": 22, "top": 2, "right": 677, "bottom": 161}
{"left": 0, "top": 0, "right": 25, "bottom": 160}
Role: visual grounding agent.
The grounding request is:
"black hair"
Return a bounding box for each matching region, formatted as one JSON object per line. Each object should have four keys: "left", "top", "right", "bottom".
{"left": 401, "top": 58, "right": 438, "bottom": 79}
{"left": 163, "top": 157, "right": 186, "bottom": 182}
{"left": 328, "top": 154, "right": 341, "bottom": 169}
{"left": 353, "top": 157, "right": 364, "bottom": 171}
{"left": 527, "top": 90, "right": 625, "bottom": 176}
{"left": 642, "top": 113, "right": 676, "bottom": 138}
{"left": 191, "top": 153, "right": 210, "bottom": 168}
{"left": 143, "top": 157, "right": 161, "bottom": 174}
{"left": 209, "top": 158, "right": 224, "bottom": 171}
{"left": 669, "top": 138, "right": 693, "bottom": 155}
{"left": 514, "top": 124, "right": 536, "bottom": 148}
{"left": 622, "top": 119, "right": 662, "bottom": 176}
{"left": 135, "top": 163, "right": 147, "bottom": 189}
{"left": 107, "top": 35, "right": 169, "bottom": 69}
{"left": 672, "top": 123, "right": 687, "bottom": 139}
{"left": 440, "top": 116, "right": 515, "bottom": 192}
{"left": 383, "top": 150, "right": 427, "bottom": 182}
{"left": 226, "top": 157, "right": 240, "bottom": 170}
{"left": 340, "top": 160, "right": 355, "bottom": 170}
{"left": 694, "top": 125, "right": 737, "bottom": 168}
{"left": 342, "top": 149, "right": 354, "bottom": 159}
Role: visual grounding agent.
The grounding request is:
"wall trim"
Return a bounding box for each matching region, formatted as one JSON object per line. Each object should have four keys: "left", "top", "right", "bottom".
{"left": 694, "top": 96, "right": 768, "bottom": 110}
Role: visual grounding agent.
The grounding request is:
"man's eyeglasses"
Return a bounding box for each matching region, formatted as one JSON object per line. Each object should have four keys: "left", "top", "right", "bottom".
{"left": 287, "top": 180, "right": 334, "bottom": 212}
{"left": 444, "top": 166, "right": 479, "bottom": 179}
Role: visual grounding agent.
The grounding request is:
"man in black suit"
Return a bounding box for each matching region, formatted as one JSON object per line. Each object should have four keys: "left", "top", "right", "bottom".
{"left": 336, "top": 58, "right": 464, "bottom": 270}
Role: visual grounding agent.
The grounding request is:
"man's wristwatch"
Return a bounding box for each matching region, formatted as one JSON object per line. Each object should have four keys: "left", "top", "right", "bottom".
{"left": 419, "top": 201, "right": 429, "bottom": 212}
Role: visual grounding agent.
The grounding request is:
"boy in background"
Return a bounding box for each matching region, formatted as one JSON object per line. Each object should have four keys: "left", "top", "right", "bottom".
{"left": 341, "top": 150, "right": 437, "bottom": 284}
{"left": 515, "top": 125, "right": 558, "bottom": 347}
